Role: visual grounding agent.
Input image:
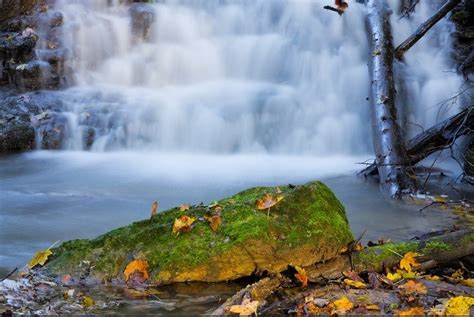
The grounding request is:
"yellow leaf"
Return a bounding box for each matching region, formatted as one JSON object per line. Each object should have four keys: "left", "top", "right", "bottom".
{"left": 425, "top": 275, "right": 441, "bottom": 281}
{"left": 398, "top": 269, "right": 420, "bottom": 279}
{"left": 294, "top": 266, "right": 308, "bottom": 288}
{"left": 150, "top": 201, "right": 158, "bottom": 218}
{"left": 82, "top": 296, "right": 95, "bottom": 308}
{"left": 332, "top": 296, "right": 354, "bottom": 314}
{"left": 445, "top": 296, "right": 474, "bottom": 315}
{"left": 172, "top": 215, "right": 196, "bottom": 234}
{"left": 179, "top": 204, "right": 190, "bottom": 211}
{"left": 387, "top": 271, "right": 402, "bottom": 282}
{"left": 344, "top": 278, "right": 366, "bottom": 289}
{"left": 461, "top": 278, "right": 474, "bottom": 287}
{"left": 123, "top": 259, "right": 149, "bottom": 282}
{"left": 205, "top": 215, "right": 222, "bottom": 232}
{"left": 399, "top": 280, "right": 427, "bottom": 295}
{"left": 255, "top": 194, "right": 283, "bottom": 210}
{"left": 366, "top": 304, "right": 380, "bottom": 311}
{"left": 451, "top": 269, "right": 463, "bottom": 279}
{"left": 227, "top": 299, "right": 259, "bottom": 316}
{"left": 400, "top": 252, "right": 420, "bottom": 272}
{"left": 28, "top": 249, "right": 53, "bottom": 269}
{"left": 396, "top": 306, "right": 424, "bottom": 315}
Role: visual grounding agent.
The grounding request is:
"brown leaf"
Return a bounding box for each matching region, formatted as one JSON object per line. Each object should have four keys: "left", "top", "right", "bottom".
{"left": 255, "top": 193, "right": 283, "bottom": 210}
{"left": 150, "top": 201, "right": 158, "bottom": 219}
{"left": 205, "top": 215, "right": 222, "bottom": 232}
{"left": 343, "top": 271, "right": 364, "bottom": 283}
{"left": 399, "top": 280, "right": 427, "bottom": 295}
{"left": 396, "top": 306, "right": 424, "bottom": 315}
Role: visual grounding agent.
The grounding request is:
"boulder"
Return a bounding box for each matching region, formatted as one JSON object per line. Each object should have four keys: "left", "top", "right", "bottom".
{"left": 45, "top": 181, "right": 354, "bottom": 284}
{"left": 129, "top": 3, "right": 155, "bottom": 42}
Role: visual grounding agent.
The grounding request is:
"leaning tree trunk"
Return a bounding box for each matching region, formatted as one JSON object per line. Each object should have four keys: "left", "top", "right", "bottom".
{"left": 366, "top": 0, "right": 416, "bottom": 197}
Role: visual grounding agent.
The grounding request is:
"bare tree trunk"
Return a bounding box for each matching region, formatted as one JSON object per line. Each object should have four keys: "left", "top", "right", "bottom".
{"left": 360, "top": 106, "right": 474, "bottom": 177}
{"left": 395, "top": 0, "right": 462, "bottom": 59}
{"left": 366, "top": 0, "right": 416, "bottom": 197}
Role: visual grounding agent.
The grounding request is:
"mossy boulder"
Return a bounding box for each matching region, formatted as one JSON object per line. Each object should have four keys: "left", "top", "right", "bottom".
{"left": 45, "top": 181, "right": 353, "bottom": 284}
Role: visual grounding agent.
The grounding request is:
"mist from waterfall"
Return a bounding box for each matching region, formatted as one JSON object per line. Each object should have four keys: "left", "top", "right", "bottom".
{"left": 52, "top": 0, "right": 462, "bottom": 154}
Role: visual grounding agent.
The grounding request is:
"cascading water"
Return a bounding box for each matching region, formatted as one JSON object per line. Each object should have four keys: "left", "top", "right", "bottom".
{"left": 51, "top": 0, "right": 462, "bottom": 154}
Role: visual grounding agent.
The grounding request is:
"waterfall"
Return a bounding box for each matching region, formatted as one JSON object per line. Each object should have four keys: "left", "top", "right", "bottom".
{"left": 52, "top": 0, "right": 462, "bottom": 154}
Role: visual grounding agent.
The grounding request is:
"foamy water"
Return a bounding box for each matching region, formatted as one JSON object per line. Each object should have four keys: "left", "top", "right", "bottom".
{"left": 48, "top": 0, "right": 463, "bottom": 154}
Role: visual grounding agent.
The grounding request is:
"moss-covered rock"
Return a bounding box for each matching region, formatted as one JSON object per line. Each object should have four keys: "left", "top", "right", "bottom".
{"left": 45, "top": 181, "right": 353, "bottom": 284}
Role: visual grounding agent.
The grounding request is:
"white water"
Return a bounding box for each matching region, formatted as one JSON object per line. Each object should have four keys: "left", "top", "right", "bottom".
{"left": 51, "top": 0, "right": 463, "bottom": 154}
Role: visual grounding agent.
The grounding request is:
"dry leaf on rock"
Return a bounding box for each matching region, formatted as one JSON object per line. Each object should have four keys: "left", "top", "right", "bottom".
{"left": 179, "top": 204, "right": 190, "bottom": 211}
{"left": 150, "top": 201, "right": 158, "bottom": 218}
{"left": 344, "top": 278, "right": 367, "bottom": 289}
{"left": 399, "top": 280, "right": 427, "bottom": 295}
{"left": 172, "top": 215, "right": 196, "bottom": 234}
{"left": 124, "top": 259, "right": 150, "bottom": 283}
{"left": 400, "top": 252, "right": 420, "bottom": 272}
{"left": 227, "top": 298, "right": 259, "bottom": 316}
{"left": 445, "top": 296, "right": 474, "bottom": 315}
{"left": 205, "top": 215, "right": 222, "bottom": 232}
{"left": 396, "top": 306, "right": 424, "bottom": 315}
{"left": 255, "top": 193, "right": 283, "bottom": 210}
{"left": 331, "top": 296, "right": 354, "bottom": 314}
{"left": 28, "top": 249, "right": 53, "bottom": 269}
{"left": 294, "top": 266, "right": 308, "bottom": 288}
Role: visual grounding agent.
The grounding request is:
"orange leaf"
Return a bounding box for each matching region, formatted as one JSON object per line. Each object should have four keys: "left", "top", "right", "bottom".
{"left": 399, "top": 280, "right": 427, "bottom": 295}
{"left": 397, "top": 306, "right": 424, "bottom": 316}
{"left": 294, "top": 266, "right": 308, "bottom": 288}
{"left": 124, "top": 259, "right": 149, "bottom": 283}
{"left": 172, "top": 215, "right": 196, "bottom": 235}
{"left": 400, "top": 252, "right": 420, "bottom": 272}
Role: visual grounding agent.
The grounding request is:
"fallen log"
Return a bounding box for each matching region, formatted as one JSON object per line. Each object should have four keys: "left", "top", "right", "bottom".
{"left": 365, "top": 0, "right": 416, "bottom": 197}
{"left": 212, "top": 229, "right": 474, "bottom": 315}
{"left": 395, "top": 0, "right": 462, "bottom": 60}
{"left": 360, "top": 106, "right": 474, "bottom": 177}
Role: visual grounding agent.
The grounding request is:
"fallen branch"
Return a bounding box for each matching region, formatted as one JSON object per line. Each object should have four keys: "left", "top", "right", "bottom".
{"left": 365, "top": 0, "right": 416, "bottom": 197}
{"left": 360, "top": 106, "right": 474, "bottom": 177}
{"left": 395, "top": 0, "right": 462, "bottom": 59}
{"left": 307, "top": 229, "right": 474, "bottom": 281}
{"left": 213, "top": 229, "right": 474, "bottom": 315}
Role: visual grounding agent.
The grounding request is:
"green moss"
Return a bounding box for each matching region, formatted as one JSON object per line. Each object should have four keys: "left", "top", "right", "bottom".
{"left": 423, "top": 240, "right": 450, "bottom": 254}
{"left": 354, "top": 241, "right": 418, "bottom": 271}
{"left": 46, "top": 181, "right": 353, "bottom": 281}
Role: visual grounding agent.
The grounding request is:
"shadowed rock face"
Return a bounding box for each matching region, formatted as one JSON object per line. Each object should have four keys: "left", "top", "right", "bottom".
{"left": 44, "top": 181, "right": 353, "bottom": 285}
{"left": 0, "top": 91, "right": 65, "bottom": 152}
{"left": 0, "top": 0, "right": 38, "bottom": 24}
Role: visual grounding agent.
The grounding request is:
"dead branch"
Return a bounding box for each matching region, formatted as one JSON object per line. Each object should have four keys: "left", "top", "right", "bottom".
{"left": 395, "top": 0, "right": 462, "bottom": 60}
{"left": 360, "top": 106, "right": 474, "bottom": 177}
{"left": 323, "top": 5, "right": 344, "bottom": 15}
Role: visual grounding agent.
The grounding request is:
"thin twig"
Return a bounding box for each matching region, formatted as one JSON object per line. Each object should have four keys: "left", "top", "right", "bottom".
{"left": 1, "top": 267, "right": 18, "bottom": 282}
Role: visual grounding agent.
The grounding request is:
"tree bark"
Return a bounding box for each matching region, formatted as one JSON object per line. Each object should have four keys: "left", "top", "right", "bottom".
{"left": 360, "top": 106, "right": 474, "bottom": 177}
{"left": 366, "top": 0, "right": 416, "bottom": 197}
{"left": 395, "top": 0, "right": 463, "bottom": 60}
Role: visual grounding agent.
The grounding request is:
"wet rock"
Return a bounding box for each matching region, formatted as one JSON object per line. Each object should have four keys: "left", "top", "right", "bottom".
{"left": 464, "top": 139, "right": 474, "bottom": 184}
{"left": 0, "top": 32, "right": 37, "bottom": 62}
{"left": 0, "top": 91, "right": 64, "bottom": 152}
{"left": 129, "top": 3, "right": 155, "bottom": 42}
{"left": 45, "top": 181, "right": 353, "bottom": 284}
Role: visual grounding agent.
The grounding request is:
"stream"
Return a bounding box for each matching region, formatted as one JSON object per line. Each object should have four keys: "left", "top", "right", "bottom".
{"left": 0, "top": 0, "right": 468, "bottom": 314}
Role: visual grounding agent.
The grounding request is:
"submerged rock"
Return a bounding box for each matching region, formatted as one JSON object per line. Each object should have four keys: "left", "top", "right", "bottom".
{"left": 45, "top": 181, "right": 353, "bottom": 284}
